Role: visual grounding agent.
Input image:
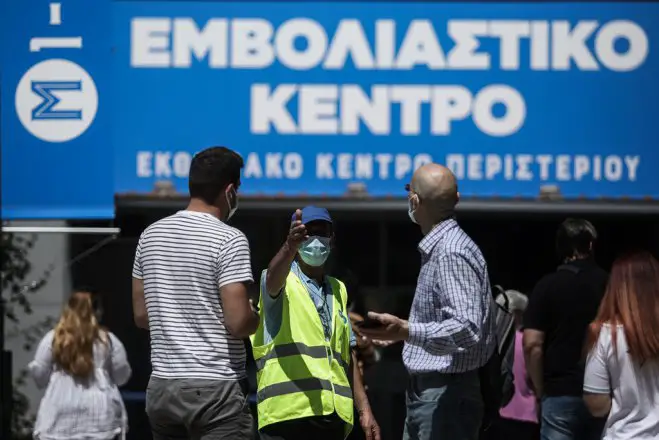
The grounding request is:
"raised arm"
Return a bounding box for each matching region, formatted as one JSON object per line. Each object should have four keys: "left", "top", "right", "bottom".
{"left": 265, "top": 209, "right": 307, "bottom": 297}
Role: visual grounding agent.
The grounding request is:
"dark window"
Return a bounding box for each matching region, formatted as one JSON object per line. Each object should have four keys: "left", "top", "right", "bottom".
{"left": 386, "top": 221, "right": 423, "bottom": 287}
{"left": 333, "top": 220, "right": 380, "bottom": 287}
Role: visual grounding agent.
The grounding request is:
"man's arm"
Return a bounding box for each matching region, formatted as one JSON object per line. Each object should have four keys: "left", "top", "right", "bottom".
{"left": 523, "top": 329, "right": 545, "bottom": 397}
{"left": 221, "top": 283, "right": 259, "bottom": 338}
{"left": 406, "top": 253, "right": 485, "bottom": 355}
{"left": 265, "top": 243, "right": 298, "bottom": 298}
{"left": 218, "top": 232, "right": 259, "bottom": 338}
{"left": 265, "top": 210, "right": 306, "bottom": 297}
{"left": 351, "top": 350, "right": 380, "bottom": 440}
{"left": 132, "top": 278, "right": 148, "bottom": 329}
{"left": 132, "top": 238, "right": 148, "bottom": 329}
{"left": 522, "top": 280, "right": 549, "bottom": 397}
{"left": 351, "top": 350, "right": 371, "bottom": 414}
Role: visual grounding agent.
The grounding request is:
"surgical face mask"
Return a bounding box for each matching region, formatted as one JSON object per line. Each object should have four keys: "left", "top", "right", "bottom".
{"left": 298, "top": 236, "right": 331, "bottom": 267}
{"left": 225, "top": 187, "right": 238, "bottom": 221}
{"left": 408, "top": 197, "right": 418, "bottom": 225}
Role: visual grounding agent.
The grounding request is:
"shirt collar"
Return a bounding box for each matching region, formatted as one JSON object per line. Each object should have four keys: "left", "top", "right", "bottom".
{"left": 292, "top": 260, "right": 324, "bottom": 288}
{"left": 418, "top": 217, "right": 458, "bottom": 256}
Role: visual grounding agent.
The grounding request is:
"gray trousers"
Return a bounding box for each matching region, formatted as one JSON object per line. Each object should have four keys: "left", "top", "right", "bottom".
{"left": 145, "top": 377, "right": 253, "bottom": 440}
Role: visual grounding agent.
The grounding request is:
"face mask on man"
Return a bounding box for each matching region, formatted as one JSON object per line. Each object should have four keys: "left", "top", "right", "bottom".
{"left": 299, "top": 236, "right": 331, "bottom": 267}
{"left": 225, "top": 187, "right": 238, "bottom": 221}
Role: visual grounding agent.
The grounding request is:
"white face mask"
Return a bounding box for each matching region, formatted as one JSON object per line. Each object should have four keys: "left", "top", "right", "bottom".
{"left": 226, "top": 188, "right": 238, "bottom": 221}
{"left": 298, "top": 236, "right": 331, "bottom": 267}
{"left": 408, "top": 197, "right": 418, "bottom": 224}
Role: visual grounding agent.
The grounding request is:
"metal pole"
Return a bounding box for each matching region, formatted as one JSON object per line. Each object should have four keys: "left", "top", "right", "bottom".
{"left": 0, "top": 74, "right": 12, "bottom": 440}
{"left": 3, "top": 226, "right": 121, "bottom": 234}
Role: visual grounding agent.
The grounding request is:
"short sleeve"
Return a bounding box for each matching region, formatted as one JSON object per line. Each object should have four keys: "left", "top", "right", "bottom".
{"left": 132, "top": 236, "right": 143, "bottom": 279}
{"left": 583, "top": 326, "right": 611, "bottom": 394}
{"left": 349, "top": 326, "right": 357, "bottom": 348}
{"left": 217, "top": 231, "right": 254, "bottom": 288}
{"left": 107, "top": 332, "right": 132, "bottom": 386}
{"left": 523, "top": 278, "right": 549, "bottom": 331}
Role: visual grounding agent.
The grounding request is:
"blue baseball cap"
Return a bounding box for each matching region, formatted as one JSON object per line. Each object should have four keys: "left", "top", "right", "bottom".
{"left": 292, "top": 206, "right": 333, "bottom": 225}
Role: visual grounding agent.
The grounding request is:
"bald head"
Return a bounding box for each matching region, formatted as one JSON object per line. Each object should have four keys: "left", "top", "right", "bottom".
{"left": 411, "top": 164, "right": 458, "bottom": 220}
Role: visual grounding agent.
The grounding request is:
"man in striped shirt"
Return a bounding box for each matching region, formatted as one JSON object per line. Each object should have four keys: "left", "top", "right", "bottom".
{"left": 360, "top": 164, "right": 497, "bottom": 440}
{"left": 132, "top": 146, "right": 259, "bottom": 440}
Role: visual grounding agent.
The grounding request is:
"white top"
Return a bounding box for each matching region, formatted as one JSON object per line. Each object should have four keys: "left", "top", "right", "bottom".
{"left": 132, "top": 210, "right": 254, "bottom": 380}
{"left": 584, "top": 323, "right": 659, "bottom": 440}
{"left": 29, "top": 330, "right": 131, "bottom": 440}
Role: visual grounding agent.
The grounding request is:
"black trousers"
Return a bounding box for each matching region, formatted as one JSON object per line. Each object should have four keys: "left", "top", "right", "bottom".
{"left": 259, "top": 413, "right": 345, "bottom": 440}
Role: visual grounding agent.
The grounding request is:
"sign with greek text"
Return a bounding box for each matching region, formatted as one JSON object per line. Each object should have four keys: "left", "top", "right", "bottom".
{"left": 114, "top": 2, "right": 659, "bottom": 199}
{"left": 2, "top": 2, "right": 658, "bottom": 219}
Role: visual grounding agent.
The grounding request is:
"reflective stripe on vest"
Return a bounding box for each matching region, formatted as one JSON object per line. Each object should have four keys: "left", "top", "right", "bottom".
{"left": 257, "top": 377, "right": 353, "bottom": 402}
{"left": 254, "top": 342, "right": 349, "bottom": 372}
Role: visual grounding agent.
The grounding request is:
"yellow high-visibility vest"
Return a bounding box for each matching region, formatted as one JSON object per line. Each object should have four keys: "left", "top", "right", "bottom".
{"left": 250, "top": 270, "right": 354, "bottom": 436}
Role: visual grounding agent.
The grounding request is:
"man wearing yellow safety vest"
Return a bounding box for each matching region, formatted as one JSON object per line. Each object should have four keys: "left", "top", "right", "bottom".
{"left": 250, "top": 206, "right": 381, "bottom": 440}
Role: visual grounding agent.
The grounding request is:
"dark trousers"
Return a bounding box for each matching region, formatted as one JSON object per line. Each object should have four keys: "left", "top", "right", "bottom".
{"left": 404, "top": 370, "right": 483, "bottom": 440}
{"left": 145, "top": 377, "right": 253, "bottom": 440}
{"left": 259, "top": 413, "right": 346, "bottom": 440}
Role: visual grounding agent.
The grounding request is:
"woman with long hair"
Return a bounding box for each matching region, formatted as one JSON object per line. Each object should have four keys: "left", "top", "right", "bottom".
{"left": 583, "top": 251, "right": 659, "bottom": 439}
{"left": 28, "top": 291, "right": 132, "bottom": 440}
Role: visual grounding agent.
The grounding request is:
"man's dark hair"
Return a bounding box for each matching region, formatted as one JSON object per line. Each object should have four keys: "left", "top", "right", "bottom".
{"left": 555, "top": 218, "right": 598, "bottom": 261}
{"left": 188, "top": 146, "right": 244, "bottom": 204}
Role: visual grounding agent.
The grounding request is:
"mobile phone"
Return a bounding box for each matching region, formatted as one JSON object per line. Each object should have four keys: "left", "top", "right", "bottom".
{"left": 355, "top": 318, "right": 384, "bottom": 329}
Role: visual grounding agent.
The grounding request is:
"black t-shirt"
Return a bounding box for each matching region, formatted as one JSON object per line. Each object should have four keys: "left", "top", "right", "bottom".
{"left": 523, "top": 258, "right": 608, "bottom": 397}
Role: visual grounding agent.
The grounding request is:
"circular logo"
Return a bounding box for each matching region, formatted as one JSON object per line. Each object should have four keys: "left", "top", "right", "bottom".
{"left": 15, "top": 59, "right": 98, "bottom": 143}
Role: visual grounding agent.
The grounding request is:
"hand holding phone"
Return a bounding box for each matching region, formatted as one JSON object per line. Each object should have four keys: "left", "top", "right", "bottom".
{"left": 355, "top": 317, "right": 385, "bottom": 329}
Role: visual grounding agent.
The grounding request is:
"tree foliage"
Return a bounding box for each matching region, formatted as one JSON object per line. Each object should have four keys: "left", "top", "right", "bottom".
{"left": 1, "top": 231, "right": 54, "bottom": 439}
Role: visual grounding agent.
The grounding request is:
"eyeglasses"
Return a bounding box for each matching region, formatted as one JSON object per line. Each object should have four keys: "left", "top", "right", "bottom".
{"left": 405, "top": 184, "right": 421, "bottom": 202}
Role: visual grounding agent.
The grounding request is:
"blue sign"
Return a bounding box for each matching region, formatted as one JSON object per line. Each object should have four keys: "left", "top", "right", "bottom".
{"left": 1, "top": 0, "right": 114, "bottom": 219}
{"left": 113, "top": 2, "right": 659, "bottom": 199}
{"left": 2, "top": 2, "right": 659, "bottom": 219}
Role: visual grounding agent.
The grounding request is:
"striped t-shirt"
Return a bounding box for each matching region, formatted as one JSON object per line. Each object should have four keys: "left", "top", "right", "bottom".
{"left": 132, "top": 210, "right": 254, "bottom": 380}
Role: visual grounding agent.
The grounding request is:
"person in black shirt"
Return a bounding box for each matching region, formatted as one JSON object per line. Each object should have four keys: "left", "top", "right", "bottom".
{"left": 523, "top": 219, "right": 608, "bottom": 440}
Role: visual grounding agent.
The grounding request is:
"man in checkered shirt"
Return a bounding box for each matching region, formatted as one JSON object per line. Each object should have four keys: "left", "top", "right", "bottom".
{"left": 360, "top": 163, "right": 497, "bottom": 440}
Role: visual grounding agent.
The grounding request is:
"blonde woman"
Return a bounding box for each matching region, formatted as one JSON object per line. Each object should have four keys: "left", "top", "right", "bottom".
{"left": 28, "top": 291, "right": 131, "bottom": 440}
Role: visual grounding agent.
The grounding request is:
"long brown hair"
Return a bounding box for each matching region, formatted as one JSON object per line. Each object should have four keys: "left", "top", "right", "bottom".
{"left": 52, "top": 291, "right": 105, "bottom": 378}
{"left": 586, "top": 252, "right": 659, "bottom": 364}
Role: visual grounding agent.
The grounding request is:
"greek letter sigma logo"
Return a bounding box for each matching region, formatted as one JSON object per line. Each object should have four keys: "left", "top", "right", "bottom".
{"left": 15, "top": 59, "right": 98, "bottom": 143}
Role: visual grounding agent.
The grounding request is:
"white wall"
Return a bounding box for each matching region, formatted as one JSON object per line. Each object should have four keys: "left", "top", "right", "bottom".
{"left": 3, "top": 220, "right": 71, "bottom": 418}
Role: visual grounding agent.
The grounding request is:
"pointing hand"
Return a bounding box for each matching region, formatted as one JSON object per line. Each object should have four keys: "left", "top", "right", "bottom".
{"left": 287, "top": 209, "right": 308, "bottom": 250}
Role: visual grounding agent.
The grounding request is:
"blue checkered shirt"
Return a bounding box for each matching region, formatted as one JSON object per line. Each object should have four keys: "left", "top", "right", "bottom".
{"left": 403, "top": 218, "right": 497, "bottom": 374}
